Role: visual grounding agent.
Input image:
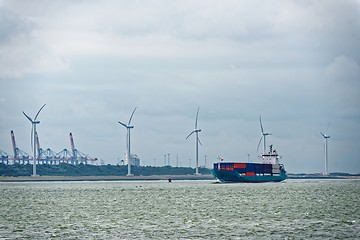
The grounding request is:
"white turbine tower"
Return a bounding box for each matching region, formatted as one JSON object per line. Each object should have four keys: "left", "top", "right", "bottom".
{"left": 186, "top": 107, "right": 202, "bottom": 175}
{"left": 118, "top": 107, "right": 137, "bottom": 176}
{"left": 320, "top": 123, "right": 331, "bottom": 175}
{"left": 22, "top": 104, "right": 46, "bottom": 177}
{"left": 257, "top": 115, "right": 271, "bottom": 154}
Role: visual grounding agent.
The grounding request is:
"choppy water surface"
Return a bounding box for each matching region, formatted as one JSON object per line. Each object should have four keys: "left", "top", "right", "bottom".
{"left": 1, "top": 179, "right": 359, "bottom": 239}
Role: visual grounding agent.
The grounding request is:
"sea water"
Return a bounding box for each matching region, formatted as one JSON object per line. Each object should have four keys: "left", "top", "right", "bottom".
{"left": 0, "top": 179, "right": 359, "bottom": 239}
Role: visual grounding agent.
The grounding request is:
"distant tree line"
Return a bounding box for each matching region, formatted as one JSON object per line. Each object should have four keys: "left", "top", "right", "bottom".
{"left": 0, "top": 163, "right": 210, "bottom": 177}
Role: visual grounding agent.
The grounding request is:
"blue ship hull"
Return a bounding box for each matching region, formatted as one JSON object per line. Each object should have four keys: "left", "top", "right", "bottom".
{"left": 211, "top": 169, "right": 287, "bottom": 183}
{"left": 211, "top": 162, "right": 287, "bottom": 183}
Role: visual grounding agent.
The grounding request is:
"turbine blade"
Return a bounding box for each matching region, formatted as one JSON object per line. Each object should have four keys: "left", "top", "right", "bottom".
{"left": 256, "top": 135, "right": 263, "bottom": 153}
{"left": 320, "top": 132, "right": 325, "bottom": 138}
{"left": 22, "top": 111, "right": 33, "bottom": 122}
{"left": 31, "top": 126, "right": 34, "bottom": 150}
{"left": 186, "top": 130, "right": 195, "bottom": 140}
{"left": 198, "top": 138, "right": 202, "bottom": 146}
{"left": 118, "top": 121, "right": 127, "bottom": 128}
{"left": 35, "top": 131, "right": 40, "bottom": 155}
{"left": 128, "top": 107, "right": 137, "bottom": 125}
{"left": 259, "top": 115, "right": 264, "bottom": 134}
{"left": 195, "top": 107, "right": 200, "bottom": 129}
{"left": 126, "top": 131, "right": 129, "bottom": 151}
{"left": 34, "top": 104, "right": 46, "bottom": 120}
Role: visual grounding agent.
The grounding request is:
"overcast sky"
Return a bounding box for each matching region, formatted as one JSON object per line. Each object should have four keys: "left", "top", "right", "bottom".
{"left": 0, "top": 0, "right": 359, "bottom": 173}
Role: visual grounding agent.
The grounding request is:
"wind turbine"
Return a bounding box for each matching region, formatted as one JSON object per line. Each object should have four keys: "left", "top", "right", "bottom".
{"left": 118, "top": 107, "right": 137, "bottom": 176}
{"left": 22, "top": 104, "right": 46, "bottom": 177}
{"left": 186, "top": 107, "right": 202, "bottom": 175}
{"left": 320, "top": 122, "right": 331, "bottom": 175}
{"left": 257, "top": 115, "right": 271, "bottom": 154}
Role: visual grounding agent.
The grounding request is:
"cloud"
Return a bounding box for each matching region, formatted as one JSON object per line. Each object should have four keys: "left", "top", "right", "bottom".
{"left": 0, "top": 5, "right": 69, "bottom": 78}
{"left": 0, "top": 7, "right": 32, "bottom": 44}
{"left": 2, "top": 0, "right": 359, "bottom": 75}
{"left": 323, "top": 55, "right": 360, "bottom": 121}
{"left": 326, "top": 55, "right": 360, "bottom": 82}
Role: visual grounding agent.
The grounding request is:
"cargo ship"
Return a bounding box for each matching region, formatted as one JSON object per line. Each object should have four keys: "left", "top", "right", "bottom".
{"left": 211, "top": 145, "right": 287, "bottom": 183}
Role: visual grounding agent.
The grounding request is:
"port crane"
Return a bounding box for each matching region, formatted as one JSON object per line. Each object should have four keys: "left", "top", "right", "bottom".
{"left": 1, "top": 130, "right": 97, "bottom": 165}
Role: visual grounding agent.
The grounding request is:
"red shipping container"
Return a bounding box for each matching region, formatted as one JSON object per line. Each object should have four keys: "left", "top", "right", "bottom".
{"left": 226, "top": 167, "right": 234, "bottom": 171}
{"left": 234, "top": 163, "right": 246, "bottom": 169}
{"left": 246, "top": 172, "right": 255, "bottom": 176}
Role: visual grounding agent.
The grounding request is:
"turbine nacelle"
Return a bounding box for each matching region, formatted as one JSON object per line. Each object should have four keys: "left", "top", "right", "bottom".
{"left": 186, "top": 129, "right": 202, "bottom": 139}
{"left": 320, "top": 132, "right": 330, "bottom": 139}
{"left": 118, "top": 121, "right": 134, "bottom": 129}
{"left": 22, "top": 112, "right": 40, "bottom": 124}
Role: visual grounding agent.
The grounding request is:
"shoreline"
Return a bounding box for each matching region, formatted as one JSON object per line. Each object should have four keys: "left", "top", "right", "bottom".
{"left": 0, "top": 174, "right": 216, "bottom": 182}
